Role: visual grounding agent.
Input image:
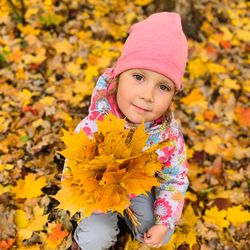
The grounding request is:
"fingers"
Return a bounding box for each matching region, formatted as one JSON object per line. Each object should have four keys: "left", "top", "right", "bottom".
{"left": 144, "top": 234, "right": 162, "bottom": 248}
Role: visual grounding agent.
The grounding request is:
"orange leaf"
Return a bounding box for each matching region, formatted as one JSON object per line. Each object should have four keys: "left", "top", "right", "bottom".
{"left": 235, "top": 106, "right": 250, "bottom": 127}
{"left": 204, "top": 110, "right": 215, "bottom": 121}
{"left": 46, "top": 223, "right": 69, "bottom": 248}
{"left": 0, "top": 239, "right": 14, "bottom": 250}
{"left": 7, "top": 49, "right": 23, "bottom": 63}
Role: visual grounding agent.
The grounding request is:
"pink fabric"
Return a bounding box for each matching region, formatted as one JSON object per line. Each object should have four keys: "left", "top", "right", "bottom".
{"left": 113, "top": 12, "right": 188, "bottom": 90}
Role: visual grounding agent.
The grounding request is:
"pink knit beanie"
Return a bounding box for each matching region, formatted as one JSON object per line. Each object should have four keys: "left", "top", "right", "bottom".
{"left": 113, "top": 12, "right": 188, "bottom": 90}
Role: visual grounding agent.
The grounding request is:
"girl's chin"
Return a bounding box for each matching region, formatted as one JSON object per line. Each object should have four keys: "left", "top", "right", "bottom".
{"left": 125, "top": 116, "right": 148, "bottom": 125}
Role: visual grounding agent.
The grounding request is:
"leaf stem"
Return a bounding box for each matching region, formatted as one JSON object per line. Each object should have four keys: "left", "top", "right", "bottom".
{"left": 125, "top": 207, "right": 141, "bottom": 234}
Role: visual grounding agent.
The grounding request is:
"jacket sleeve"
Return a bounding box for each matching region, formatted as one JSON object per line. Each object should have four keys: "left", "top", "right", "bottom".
{"left": 154, "top": 129, "right": 189, "bottom": 229}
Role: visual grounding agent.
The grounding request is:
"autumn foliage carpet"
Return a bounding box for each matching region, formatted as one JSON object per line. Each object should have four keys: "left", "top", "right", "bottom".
{"left": 0, "top": 0, "right": 249, "bottom": 249}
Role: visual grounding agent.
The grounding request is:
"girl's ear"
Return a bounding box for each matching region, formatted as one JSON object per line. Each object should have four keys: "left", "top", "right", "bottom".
{"left": 107, "top": 77, "right": 119, "bottom": 96}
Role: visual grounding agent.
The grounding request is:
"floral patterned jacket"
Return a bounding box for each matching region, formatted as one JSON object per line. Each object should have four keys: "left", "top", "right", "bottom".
{"left": 74, "top": 68, "right": 189, "bottom": 229}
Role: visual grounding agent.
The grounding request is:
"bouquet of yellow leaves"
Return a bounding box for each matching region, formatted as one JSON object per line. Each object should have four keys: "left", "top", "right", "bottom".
{"left": 55, "top": 113, "right": 171, "bottom": 226}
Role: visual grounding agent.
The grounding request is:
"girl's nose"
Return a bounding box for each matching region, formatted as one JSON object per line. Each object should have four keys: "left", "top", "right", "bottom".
{"left": 139, "top": 85, "right": 154, "bottom": 102}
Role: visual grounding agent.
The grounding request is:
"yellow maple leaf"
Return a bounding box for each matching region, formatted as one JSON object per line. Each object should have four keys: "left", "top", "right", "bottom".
{"left": 177, "top": 214, "right": 198, "bottom": 247}
{"left": 236, "top": 30, "right": 250, "bottom": 42}
{"left": 183, "top": 204, "right": 199, "bottom": 227}
{"left": 13, "top": 173, "right": 46, "bottom": 199}
{"left": 17, "top": 24, "right": 40, "bottom": 36}
{"left": 204, "top": 206, "right": 229, "bottom": 229}
{"left": 59, "top": 128, "right": 97, "bottom": 168}
{"left": 96, "top": 113, "right": 126, "bottom": 135}
{"left": 185, "top": 191, "right": 197, "bottom": 202}
{"left": 223, "top": 78, "right": 240, "bottom": 90}
{"left": 15, "top": 205, "right": 48, "bottom": 242}
{"left": 54, "top": 110, "right": 73, "bottom": 122}
{"left": 55, "top": 113, "right": 170, "bottom": 221}
{"left": 167, "top": 230, "right": 197, "bottom": 250}
{"left": 28, "top": 205, "right": 48, "bottom": 231}
{"left": 84, "top": 64, "right": 99, "bottom": 82}
{"left": 15, "top": 209, "right": 29, "bottom": 228}
{"left": 0, "top": 183, "right": 11, "bottom": 195}
{"left": 159, "top": 205, "right": 198, "bottom": 249}
{"left": 207, "top": 62, "right": 226, "bottom": 74}
{"left": 39, "top": 96, "right": 56, "bottom": 105}
{"left": 120, "top": 168, "right": 160, "bottom": 196}
{"left": 204, "top": 136, "right": 222, "bottom": 155}
{"left": 66, "top": 62, "right": 81, "bottom": 76}
{"left": 181, "top": 88, "right": 207, "bottom": 109}
{"left": 124, "top": 234, "right": 141, "bottom": 249}
{"left": 73, "top": 80, "right": 94, "bottom": 97}
{"left": 227, "top": 206, "right": 250, "bottom": 226}
{"left": 17, "top": 245, "right": 41, "bottom": 250}
{"left": 128, "top": 124, "right": 148, "bottom": 156}
{"left": 219, "top": 26, "right": 233, "bottom": 41}
{"left": 53, "top": 40, "right": 73, "bottom": 54}
{"left": 0, "top": 114, "right": 11, "bottom": 134}
{"left": 16, "top": 68, "right": 27, "bottom": 80}
{"left": 187, "top": 58, "right": 207, "bottom": 79}
{"left": 25, "top": 7, "right": 39, "bottom": 19}
{"left": 55, "top": 185, "right": 88, "bottom": 216}
{"left": 23, "top": 47, "right": 46, "bottom": 64}
{"left": 17, "top": 89, "right": 32, "bottom": 106}
{"left": 101, "top": 18, "right": 127, "bottom": 40}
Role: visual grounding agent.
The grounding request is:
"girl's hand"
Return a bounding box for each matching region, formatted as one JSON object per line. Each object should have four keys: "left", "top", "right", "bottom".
{"left": 143, "top": 224, "right": 169, "bottom": 248}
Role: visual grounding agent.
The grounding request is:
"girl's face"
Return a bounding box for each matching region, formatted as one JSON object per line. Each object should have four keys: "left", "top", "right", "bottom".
{"left": 116, "top": 69, "right": 175, "bottom": 124}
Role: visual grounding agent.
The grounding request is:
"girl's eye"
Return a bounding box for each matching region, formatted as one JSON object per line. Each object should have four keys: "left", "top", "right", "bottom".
{"left": 159, "top": 84, "right": 171, "bottom": 91}
{"left": 133, "top": 74, "right": 144, "bottom": 81}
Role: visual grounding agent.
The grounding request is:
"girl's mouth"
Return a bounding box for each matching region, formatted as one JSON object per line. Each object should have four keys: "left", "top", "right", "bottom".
{"left": 132, "top": 104, "right": 151, "bottom": 112}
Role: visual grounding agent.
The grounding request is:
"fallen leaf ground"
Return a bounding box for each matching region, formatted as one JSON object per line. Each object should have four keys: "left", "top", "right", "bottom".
{"left": 0, "top": 0, "right": 249, "bottom": 249}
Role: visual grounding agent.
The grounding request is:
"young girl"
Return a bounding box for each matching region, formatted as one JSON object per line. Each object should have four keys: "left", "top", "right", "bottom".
{"left": 71, "top": 12, "right": 189, "bottom": 250}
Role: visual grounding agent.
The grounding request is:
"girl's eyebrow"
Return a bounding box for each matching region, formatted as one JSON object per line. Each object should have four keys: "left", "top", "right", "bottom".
{"left": 163, "top": 80, "right": 175, "bottom": 88}
{"left": 131, "top": 69, "right": 145, "bottom": 75}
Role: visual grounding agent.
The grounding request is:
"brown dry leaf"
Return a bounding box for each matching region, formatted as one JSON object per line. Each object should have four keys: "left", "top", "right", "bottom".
{"left": 0, "top": 205, "right": 16, "bottom": 240}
